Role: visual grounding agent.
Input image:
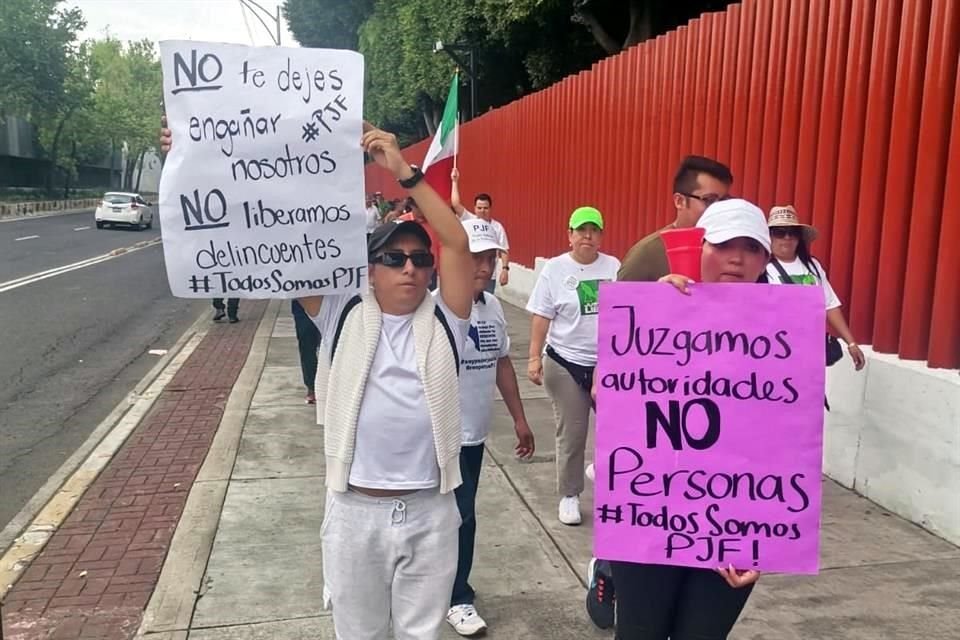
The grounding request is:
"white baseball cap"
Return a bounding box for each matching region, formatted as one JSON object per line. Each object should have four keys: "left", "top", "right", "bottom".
{"left": 462, "top": 219, "right": 504, "bottom": 253}
{"left": 696, "top": 198, "right": 771, "bottom": 254}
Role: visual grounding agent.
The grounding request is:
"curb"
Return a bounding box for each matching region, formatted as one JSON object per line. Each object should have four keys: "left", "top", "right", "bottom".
{"left": 0, "top": 308, "right": 211, "bottom": 600}
{"left": 136, "top": 300, "right": 281, "bottom": 638}
{"left": 0, "top": 203, "right": 100, "bottom": 223}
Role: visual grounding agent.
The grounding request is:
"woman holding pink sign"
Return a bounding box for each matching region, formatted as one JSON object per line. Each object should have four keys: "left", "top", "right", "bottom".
{"left": 526, "top": 206, "right": 620, "bottom": 527}
{"left": 611, "top": 199, "right": 768, "bottom": 640}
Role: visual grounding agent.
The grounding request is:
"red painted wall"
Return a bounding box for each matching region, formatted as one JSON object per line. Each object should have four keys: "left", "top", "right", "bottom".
{"left": 366, "top": 0, "right": 960, "bottom": 369}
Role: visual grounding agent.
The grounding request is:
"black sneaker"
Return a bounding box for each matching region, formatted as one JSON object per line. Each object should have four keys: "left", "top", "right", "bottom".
{"left": 213, "top": 309, "right": 226, "bottom": 322}
{"left": 228, "top": 315, "right": 239, "bottom": 324}
{"left": 586, "top": 557, "right": 615, "bottom": 629}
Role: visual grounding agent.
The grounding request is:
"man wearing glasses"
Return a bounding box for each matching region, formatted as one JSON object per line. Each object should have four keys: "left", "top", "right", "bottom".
{"left": 585, "top": 154, "right": 734, "bottom": 630}
{"left": 617, "top": 155, "right": 734, "bottom": 282}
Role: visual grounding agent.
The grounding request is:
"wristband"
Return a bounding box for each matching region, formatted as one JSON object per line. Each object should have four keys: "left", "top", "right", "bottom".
{"left": 398, "top": 165, "right": 424, "bottom": 189}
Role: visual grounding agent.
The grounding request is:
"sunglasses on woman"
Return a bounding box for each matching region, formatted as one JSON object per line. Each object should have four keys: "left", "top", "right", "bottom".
{"left": 770, "top": 227, "right": 801, "bottom": 238}
{"left": 371, "top": 250, "right": 435, "bottom": 268}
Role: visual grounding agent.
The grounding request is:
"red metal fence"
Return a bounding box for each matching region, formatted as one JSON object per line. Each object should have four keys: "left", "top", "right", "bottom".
{"left": 365, "top": 0, "right": 960, "bottom": 369}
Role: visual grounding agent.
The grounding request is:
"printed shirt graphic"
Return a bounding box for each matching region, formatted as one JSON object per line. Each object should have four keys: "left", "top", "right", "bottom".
{"left": 436, "top": 291, "right": 510, "bottom": 445}
{"left": 577, "top": 279, "right": 602, "bottom": 315}
{"left": 526, "top": 252, "right": 621, "bottom": 367}
{"left": 766, "top": 257, "right": 841, "bottom": 310}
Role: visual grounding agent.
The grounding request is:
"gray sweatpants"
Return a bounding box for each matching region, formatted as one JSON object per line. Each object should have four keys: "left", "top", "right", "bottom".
{"left": 321, "top": 487, "right": 461, "bottom": 640}
{"left": 543, "top": 355, "right": 594, "bottom": 497}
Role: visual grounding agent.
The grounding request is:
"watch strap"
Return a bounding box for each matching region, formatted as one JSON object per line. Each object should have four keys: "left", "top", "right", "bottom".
{"left": 398, "top": 165, "right": 424, "bottom": 189}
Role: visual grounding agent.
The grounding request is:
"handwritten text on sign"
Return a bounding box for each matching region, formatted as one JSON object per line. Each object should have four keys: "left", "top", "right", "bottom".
{"left": 594, "top": 283, "right": 825, "bottom": 575}
{"left": 158, "top": 42, "right": 366, "bottom": 298}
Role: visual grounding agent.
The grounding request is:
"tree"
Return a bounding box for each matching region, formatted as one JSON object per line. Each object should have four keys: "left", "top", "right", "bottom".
{"left": 86, "top": 38, "right": 162, "bottom": 191}
{"left": 0, "top": 0, "right": 85, "bottom": 117}
{"left": 571, "top": 0, "right": 739, "bottom": 55}
{"left": 282, "top": 0, "right": 375, "bottom": 50}
{"left": 283, "top": 0, "right": 737, "bottom": 145}
{"left": 34, "top": 42, "right": 96, "bottom": 194}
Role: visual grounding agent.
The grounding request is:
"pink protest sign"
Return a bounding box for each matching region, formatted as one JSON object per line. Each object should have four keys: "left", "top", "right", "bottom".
{"left": 595, "top": 282, "right": 825, "bottom": 575}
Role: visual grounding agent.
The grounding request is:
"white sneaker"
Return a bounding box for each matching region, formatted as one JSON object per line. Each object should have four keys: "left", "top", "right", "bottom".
{"left": 446, "top": 604, "right": 488, "bottom": 636}
{"left": 559, "top": 495, "right": 582, "bottom": 525}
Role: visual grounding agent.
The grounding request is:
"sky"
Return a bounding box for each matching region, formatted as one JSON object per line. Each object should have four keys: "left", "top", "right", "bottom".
{"left": 68, "top": 0, "right": 299, "bottom": 48}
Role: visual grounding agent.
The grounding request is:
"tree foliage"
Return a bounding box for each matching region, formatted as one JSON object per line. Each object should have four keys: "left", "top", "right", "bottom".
{"left": 283, "top": 0, "right": 738, "bottom": 142}
{"left": 0, "top": 0, "right": 86, "bottom": 117}
{"left": 0, "top": 0, "right": 162, "bottom": 193}
{"left": 282, "top": 0, "right": 375, "bottom": 50}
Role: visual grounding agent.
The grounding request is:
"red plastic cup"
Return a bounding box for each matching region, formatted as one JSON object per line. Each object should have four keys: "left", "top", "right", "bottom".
{"left": 660, "top": 227, "right": 706, "bottom": 281}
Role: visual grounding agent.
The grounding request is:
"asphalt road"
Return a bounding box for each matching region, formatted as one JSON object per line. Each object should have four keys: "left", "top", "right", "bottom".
{"left": 0, "top": 210, "right": 209, "bottom": 532}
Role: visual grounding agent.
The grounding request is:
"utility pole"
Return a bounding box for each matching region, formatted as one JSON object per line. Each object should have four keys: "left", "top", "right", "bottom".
{"left": 238, "top": 0, "right": 282, "bottom": 46}
{"left": 433, "top": 41, "right": 478, "bottom": 120}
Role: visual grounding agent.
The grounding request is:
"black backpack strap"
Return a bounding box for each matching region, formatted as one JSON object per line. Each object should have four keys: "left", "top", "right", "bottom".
{"left": 770, "top": 258, "right": 794, "bottom": 285}
{"left": 330, "top": 295, "right": 363, "bottom": 362}
{"left": 433, "top": 305, "right": 461, "bottom": 376}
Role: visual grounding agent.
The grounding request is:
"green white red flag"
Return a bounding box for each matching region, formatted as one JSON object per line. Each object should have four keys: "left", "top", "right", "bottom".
{"left": 422, "top": 73, "right": 459, "bottom": 201}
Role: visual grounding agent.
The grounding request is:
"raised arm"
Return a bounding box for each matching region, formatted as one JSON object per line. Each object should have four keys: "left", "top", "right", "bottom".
{"left": 450, "top": 167, "right": 466, "bottom": 216}
{"left": 361, "top": 123, "right": 473, "bottom": 318}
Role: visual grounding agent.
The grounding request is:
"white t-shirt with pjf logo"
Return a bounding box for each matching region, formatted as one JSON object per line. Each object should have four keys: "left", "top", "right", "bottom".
{"left": 526, "top": 252, "right": 621, "bottom": 367}
{"left": 435, "top": 290, "right": 510, "bottom": 445}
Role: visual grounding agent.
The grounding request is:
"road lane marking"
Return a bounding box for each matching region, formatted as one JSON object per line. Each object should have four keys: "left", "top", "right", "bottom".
{"left": 73, "top": 226, "right": 91, "bottom": 231}
{"left": 14, "top": 235, "right": 39, "bottom": 241}
{"left": 0, "top": 238, "right": 162, "bottom": 293}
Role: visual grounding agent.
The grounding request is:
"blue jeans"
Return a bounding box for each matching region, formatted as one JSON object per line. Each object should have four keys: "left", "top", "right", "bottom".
{"left": 451, "top": 444, "right": 485, "bottom": 606}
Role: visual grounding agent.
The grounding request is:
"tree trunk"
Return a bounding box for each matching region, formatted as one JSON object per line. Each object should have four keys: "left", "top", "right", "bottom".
{"left": 624, "top": 0, "right": 654, "bottom": 48}
{"left": 421, "top": 108, "right": 437, "bottom": 137}
{"left": 110, "top": 139, "right": 118, "bottom": 189}
{"left": 63, "top": 140, "right": 78, "bottom": 199}
{"left": 45, "top": 113, "right": 71, "bottom": 195}
{"left": 572, "top": 7, "right": 622, "bottom": 55}
{"left": 123, "top": 154, "right": 137, "bottom": 191}
{"left": 134, "top": 149, "right": 146, "bottom": 192}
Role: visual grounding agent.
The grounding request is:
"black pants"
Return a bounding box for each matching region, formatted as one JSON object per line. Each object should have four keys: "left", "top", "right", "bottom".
{"left": 291, "top": 300, "right": 320, "bottom": 392}
{"left": 610, "top": 561, "right": 754, "bottom": 640}
{"left": 451, "top": 444, "right": 484, "bottom": 606}
{"left": 212, "top": 298, "right": 238, "bottom": 316}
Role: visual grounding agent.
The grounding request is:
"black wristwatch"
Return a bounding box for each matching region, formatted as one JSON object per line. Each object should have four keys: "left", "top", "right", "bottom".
{"left": 398, "top": 165, "right": 424, "bottom": 189}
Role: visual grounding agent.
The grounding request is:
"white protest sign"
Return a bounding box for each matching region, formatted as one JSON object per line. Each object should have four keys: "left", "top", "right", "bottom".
{"left": 158, "top": 41, "right": 366, "bottom": 298}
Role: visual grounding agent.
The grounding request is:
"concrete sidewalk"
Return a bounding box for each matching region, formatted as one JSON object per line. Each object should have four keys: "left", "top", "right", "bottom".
{"left": 137, "top": 299, "right": 960, "bottom": 640}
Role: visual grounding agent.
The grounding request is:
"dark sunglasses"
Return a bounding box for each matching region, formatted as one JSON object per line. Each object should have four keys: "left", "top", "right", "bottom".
{"left": 371, "top": 250, "right": 435, "bottom": 268}
{"left": 682, "top": 192, "right": 731, "bottom": 207}
{"left": 770, "top": 227, "right": 800, "bottom": 238}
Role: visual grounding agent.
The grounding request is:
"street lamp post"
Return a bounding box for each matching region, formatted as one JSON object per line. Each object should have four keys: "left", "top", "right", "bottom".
{"left": 238, "top": 0, "right": 282, "bottom": 46}
{"left": 433, "top": 40, "right": 477, "bottom": 120}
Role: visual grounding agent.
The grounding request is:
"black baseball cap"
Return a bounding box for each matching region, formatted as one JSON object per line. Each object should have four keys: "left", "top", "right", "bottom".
{"left": 367, "top": 220, "right": 431, "bottom": 258}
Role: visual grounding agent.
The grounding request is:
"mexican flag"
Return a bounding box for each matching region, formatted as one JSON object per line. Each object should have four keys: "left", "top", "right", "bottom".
{"left": 422, "top": 73, "right": 459, "bottom": 201}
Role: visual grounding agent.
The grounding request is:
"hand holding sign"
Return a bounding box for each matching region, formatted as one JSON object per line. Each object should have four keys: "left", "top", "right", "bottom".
{"left": 158, "top": 42, "right": 367, "bottom": 299}
{"left": 594, "top": 282, "right": 826, "bottom": 575}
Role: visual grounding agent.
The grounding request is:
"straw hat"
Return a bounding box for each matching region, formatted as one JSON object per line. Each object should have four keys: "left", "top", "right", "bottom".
{"left": 767, "top": 205, "right": 818, "bottom": 242}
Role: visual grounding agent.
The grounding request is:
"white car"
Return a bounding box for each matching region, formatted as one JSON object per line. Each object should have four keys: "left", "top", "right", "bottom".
{"left": 95, "top": 192, "right": 154, "bottom": 230}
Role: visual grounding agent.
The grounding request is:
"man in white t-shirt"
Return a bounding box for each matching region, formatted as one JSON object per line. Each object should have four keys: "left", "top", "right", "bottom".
{"left": 298, "top": 125, "right": 476, "bottom": 640}
{"left": 450, "top": 168, "right": 511, "bottom": 293}
{"left": 439, "top": 219, "right": 535, "bottom": 636}
{"left": 365, "top": 195, "right": 381, "bottom": 234}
